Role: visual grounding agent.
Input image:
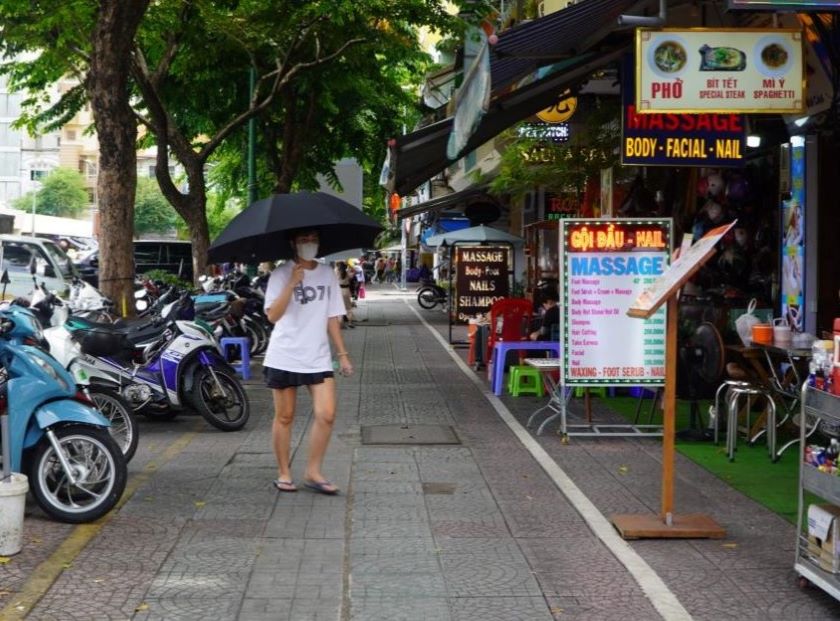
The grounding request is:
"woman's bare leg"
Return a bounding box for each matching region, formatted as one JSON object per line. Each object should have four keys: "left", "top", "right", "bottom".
{"left": 272, "top": 387, "right": 297, "bottom": 481}
{"left": 304, "top": 379, "right": 337, "bottom": 488}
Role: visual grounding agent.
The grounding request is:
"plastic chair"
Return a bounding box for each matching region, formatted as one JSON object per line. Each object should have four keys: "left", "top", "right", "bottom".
{"left": 220, "top": 336, "right": 251, "bottom": 380}
{"left": 508, "top": 365, "right": 544, "bottom": 397}
{"left": 486, "top": 298, "right": 534, "bottom": 364}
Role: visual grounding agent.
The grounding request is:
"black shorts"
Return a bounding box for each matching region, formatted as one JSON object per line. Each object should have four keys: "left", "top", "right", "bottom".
{"left": 263, "top": 367, "right": 334, "bottom": 389}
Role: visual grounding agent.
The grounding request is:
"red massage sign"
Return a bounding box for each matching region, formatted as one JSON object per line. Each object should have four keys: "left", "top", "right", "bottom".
{"left": 562, "top": 219, "right": 672, "bottom": 386}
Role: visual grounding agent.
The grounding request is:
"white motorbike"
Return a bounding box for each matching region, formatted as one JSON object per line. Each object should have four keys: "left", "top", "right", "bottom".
{"left": 40, "top": 291, "right": 250, "bottom": 431}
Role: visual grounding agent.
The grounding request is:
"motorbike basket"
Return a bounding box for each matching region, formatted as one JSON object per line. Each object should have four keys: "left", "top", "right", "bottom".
{"left": 70, "top": 327, "right": 130, "bottom": 357}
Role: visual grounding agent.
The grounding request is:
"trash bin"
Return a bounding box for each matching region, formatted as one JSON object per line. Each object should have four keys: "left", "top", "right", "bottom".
{"left": 0, "top": 473, "right": 28, "bottom": 556}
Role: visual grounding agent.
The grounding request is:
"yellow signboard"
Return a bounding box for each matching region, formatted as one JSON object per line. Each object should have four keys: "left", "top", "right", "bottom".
{"left": 636, "top": 28, "right": 804, "bottom": 114}
{"left": 537, "top": 96, "right": 577, "bottom": 123}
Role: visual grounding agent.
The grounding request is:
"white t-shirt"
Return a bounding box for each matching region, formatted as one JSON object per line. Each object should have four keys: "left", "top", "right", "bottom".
{"left": 263, "top": 262, "right": 346, "bottom": 373}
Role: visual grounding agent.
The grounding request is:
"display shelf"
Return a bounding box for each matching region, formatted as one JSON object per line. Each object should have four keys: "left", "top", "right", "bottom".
{"left": 796, "top": 384, "right": 840, "bottom": 600}
{"left": 802, "top": 464, "right": 840, "bottom": 507}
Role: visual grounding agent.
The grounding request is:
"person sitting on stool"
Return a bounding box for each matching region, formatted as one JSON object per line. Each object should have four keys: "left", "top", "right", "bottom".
{"left": 529, "top": 289, "right": 559, "bottom": 341}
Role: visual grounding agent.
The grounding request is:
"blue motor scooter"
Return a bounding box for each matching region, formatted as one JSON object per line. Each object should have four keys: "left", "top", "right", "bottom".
{"left": 0, "top": 309, "right": 126, "bottom": 523}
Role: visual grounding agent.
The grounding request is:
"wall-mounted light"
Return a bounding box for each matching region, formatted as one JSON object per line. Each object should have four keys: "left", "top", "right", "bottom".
{"left": 790, "top": 135, "right": 805, "bottom": 148}
{"left": 793, "top": 116, "right": 810, "bottom": 128}
{"left": 746, "top": 135, "right": 762, "bottom": 148}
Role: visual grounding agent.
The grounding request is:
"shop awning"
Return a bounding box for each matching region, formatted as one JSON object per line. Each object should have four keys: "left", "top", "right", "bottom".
{"left": 385, "top": 46, "right": 626, "bottom": 196}
{"left": 396, "top": 186, "right": 492, "bottom": 220}
{"left": 490, "top": 0, "right": 651, "bottom": 91}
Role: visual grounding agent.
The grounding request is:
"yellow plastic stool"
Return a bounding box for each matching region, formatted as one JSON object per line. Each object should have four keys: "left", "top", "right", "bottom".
{"left": 508, "top": 365, "right": 544, "bottom": 397}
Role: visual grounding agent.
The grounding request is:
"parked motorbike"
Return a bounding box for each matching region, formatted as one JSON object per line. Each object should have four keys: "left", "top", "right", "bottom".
{"left": 416, "top": 279, "right": 448, "bottom": 310}
{"left": 25, "top": 289, "right": 139, "bottom": 461}
{"left": 0, "top": 309, "right": 127, "bottom": 523}
{"left": 43, "top": 292, "right": 250, "bottom": 431}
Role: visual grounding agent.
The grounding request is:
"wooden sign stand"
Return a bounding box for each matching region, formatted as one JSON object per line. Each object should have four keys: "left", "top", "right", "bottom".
{"left": 611, "top": 223, "right": 735, "bottom": 540}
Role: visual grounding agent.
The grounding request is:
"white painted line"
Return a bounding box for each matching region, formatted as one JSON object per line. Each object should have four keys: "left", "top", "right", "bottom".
{"left": 407, "top": 302, "right": 692, "bottom": 621}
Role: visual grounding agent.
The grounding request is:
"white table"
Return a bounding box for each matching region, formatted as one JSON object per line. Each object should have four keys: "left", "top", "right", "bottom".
{"left": 524, "top": 357, "right": 664, "bottom": 439}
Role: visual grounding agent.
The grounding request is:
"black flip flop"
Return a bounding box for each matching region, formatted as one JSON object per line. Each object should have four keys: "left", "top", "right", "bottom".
{"left": 273, "top": 479, "right": 298, "bottom": 492}
{"left": 304, "top": 480, "right": 339, "bottom": 495}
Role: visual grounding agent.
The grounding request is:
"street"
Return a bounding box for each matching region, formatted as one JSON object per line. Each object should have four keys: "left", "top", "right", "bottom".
{"left": 1, "top": 285, "right": 839, "bottom": 620}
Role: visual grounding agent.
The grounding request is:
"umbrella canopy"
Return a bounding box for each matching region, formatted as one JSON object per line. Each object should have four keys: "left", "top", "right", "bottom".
{"left": 208, "top": 192, "right": 383, "bottom": 263}
{"left": 425, "top": 224, "right": 524, "bottom": 247}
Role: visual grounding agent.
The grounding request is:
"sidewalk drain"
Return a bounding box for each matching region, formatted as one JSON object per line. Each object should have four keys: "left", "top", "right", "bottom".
{"left": 361, "top": 424, "right": 460, "bottom": 445}
{"left": 422, "top": 482, "right": 456, "bottom": 495}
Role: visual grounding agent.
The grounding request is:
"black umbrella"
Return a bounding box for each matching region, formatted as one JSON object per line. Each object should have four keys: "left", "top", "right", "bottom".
{"left": 208, "top": 192, "right": 383, "bottom": 263}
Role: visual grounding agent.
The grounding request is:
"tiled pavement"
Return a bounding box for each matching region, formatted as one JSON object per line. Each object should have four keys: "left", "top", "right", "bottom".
{"left": 1, "top": 286, "right": 840, "bottom": 619}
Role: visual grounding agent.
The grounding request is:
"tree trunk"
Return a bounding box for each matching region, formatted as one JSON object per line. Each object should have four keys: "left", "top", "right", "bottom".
{"left": 87, "top": 0, "right": 150, "bottom": 316}
{"left": 271, "top": 89, "right": 317, "bottom": 194}
{"left": 181, "top": 191, "right": 210, "bottom": 281}
{"left": 152, "top": 144, "right": 210, "bottom": 282}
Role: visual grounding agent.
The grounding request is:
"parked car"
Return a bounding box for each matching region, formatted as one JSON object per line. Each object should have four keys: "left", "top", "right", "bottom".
{"left": 0, "top": 235, "right": 78, "bottom": 299}
{"left": 75, "top": 240, "right": 193, "bottom": 286}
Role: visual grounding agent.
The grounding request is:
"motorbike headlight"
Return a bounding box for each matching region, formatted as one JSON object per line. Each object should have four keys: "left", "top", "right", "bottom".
{"left": 27, "top": 351, "right": 70, "bottom": 391}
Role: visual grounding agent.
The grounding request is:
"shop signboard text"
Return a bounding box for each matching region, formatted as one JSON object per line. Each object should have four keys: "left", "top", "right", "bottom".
{"left": 622, "top": 55, "right": 745, "bottom": 166}
{"left": 636, "top": 28, "right": 804, "bottom": 114}
{"left": 562, "top": 219, "right": 672, "bottom": 385}
{"left": 455, "top": 246, "right": 510, "bottom": 323}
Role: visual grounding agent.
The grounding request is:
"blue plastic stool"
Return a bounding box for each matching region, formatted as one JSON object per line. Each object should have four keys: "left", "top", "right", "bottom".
{"left": 220, "top": 337, "right": 251, "bottom": 380}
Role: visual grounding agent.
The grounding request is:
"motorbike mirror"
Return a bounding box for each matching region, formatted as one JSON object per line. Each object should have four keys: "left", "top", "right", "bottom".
{"left": 0, "top": 269, "right": 9, "bottom": 285}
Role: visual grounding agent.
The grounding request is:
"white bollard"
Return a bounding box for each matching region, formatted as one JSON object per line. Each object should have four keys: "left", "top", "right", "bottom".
{"left": 0, "top": 473, "right": 28, "bottom": 556}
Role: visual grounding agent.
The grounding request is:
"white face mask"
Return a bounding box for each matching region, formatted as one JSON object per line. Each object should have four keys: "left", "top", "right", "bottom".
{"left": 296, "top": 242, "right": 319, "bottom": 260}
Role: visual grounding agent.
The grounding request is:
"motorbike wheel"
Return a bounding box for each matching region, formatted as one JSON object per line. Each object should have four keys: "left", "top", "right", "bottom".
{"left": 28, "top": 424, "right": 127, "bottom": 524}
{"left": 190, "top": 366, "right": 250, "bottom": 431}
{"left": 417, "top": 287, "right": 440, "bottom": 310}
{"left": 241, "top": 316, "right": 267, "bottom": 357}
{"left": 88, "top": 388, "right": 139, "bottom": 463}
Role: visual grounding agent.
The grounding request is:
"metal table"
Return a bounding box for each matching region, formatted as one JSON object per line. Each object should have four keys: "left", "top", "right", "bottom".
{"left": 524, "top": 358, "right": 663, "bottom": 440}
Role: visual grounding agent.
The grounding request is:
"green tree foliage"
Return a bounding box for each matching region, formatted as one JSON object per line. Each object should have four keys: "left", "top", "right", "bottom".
{"left": 0, "top": 1, "right": 460, "bottom": 280}
{"left": 134, "top": 177, "right": 178, "bottom": 237}
{"left": 13, "top": 167, "right": 88, "bottom": 218}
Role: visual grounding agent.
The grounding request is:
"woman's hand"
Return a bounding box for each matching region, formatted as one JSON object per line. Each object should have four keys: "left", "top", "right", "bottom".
{"left": 339, "top": 355, "right": 354, "bottom": 377}
{"left": 289, "top": 263, "right": 305, "bottom": 287}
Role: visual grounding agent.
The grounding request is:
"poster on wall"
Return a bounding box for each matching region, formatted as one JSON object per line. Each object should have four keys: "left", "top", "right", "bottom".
{"left": 562, "top": 219, "right": 672, "bottom": 385}
{"left": 781, "top": 141, "right": 805, "bottom": 331}
{"left": 455, "top": 246, "right": 510, "bottom": 323}
{"left": 636, "top": 28, "right": 804, "bottom": 114}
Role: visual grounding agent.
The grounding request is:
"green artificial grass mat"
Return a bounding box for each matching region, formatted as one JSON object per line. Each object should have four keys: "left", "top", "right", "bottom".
{"left": 600, "top": 395, "right": 802, "bottom": 523}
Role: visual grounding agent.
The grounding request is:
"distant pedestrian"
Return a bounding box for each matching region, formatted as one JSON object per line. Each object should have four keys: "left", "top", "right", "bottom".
{"left": 352, "top": 259, "right": 366, "bottom": 299}
{"left": 263, "top": 228, "right": 353, "bottom": 495}
{"left": 384, "top": 256, "right": 396, "bottom": 283}
{"left": 335, "top": 261, "right": 355, "bottom": 328}
{"left": 374, "top": 256, "right": 386, "bottom": 283}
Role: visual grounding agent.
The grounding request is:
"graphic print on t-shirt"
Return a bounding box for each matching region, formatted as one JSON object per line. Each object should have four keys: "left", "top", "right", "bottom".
{"left": 294, "top": 284, "right": 331, "bottom": 304}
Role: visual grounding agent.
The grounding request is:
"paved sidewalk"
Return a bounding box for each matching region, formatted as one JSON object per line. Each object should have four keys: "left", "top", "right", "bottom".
{"left": 1, "top": 285, "right": 840, "bottom": 620}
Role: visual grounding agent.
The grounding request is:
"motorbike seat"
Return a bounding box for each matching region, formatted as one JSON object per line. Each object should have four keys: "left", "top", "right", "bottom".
{"left": 65, "top": 316, "right": 170, "bottom": 355}
{"left": 194, "top": 302, "right": 229, "bottom": 320}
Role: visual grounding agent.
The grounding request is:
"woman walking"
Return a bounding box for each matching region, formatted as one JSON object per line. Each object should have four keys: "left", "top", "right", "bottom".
{"left": 263, "top": 228, "right": 353, "bottom": 495}
{"left": 335, "top": 261, "right": 355, "bottom": 328}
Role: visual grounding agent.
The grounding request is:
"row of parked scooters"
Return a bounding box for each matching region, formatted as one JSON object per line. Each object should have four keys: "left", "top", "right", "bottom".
{"left": 1, "top": 271, "right": 267, "bottom": 523}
